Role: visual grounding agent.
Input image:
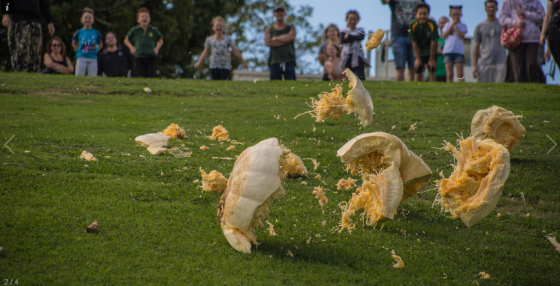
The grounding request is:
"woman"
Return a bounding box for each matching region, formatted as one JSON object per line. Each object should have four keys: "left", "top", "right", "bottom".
{"left": 540, "top": 0, "right": 560, "bottom": 67}
{"left": 43, "top": 36, "right": 74, "bottom": 74}
{"left": 318, "top": 24, "right": 340, "bottom": 81}
{"left": 499, "top": 0, "right": 546, "bottom": 83}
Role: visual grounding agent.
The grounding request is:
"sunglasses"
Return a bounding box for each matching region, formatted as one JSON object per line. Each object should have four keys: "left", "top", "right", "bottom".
{"left": 52, "top": 44, "right": 61, "bottom": 47}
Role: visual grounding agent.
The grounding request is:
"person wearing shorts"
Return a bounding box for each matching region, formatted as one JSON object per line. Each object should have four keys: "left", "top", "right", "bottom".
{"left": 409, "top": 3, "right": 438, "bottom": 82}
{"left": 382, "top": 0, "right": 425, "bottom": 81}
{"left": 442, "top": 5, "right": 468, "bottom": 82}
{"left": 473, "top": 0, "right": 507, "bottom": 83}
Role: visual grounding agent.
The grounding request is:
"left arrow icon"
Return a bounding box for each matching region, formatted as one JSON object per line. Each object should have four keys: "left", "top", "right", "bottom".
{"left": 4, "top": 135, "right": 15, "bottom": 154}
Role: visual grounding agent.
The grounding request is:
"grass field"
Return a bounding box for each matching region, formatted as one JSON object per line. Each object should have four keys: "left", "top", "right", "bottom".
{"left": 1, "top": 73, "right": 559, "bottom": 285}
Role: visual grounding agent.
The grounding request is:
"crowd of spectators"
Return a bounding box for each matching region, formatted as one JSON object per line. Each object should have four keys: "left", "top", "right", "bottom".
{"left": 2, "top": 1, "right": 559, "bottom": 84}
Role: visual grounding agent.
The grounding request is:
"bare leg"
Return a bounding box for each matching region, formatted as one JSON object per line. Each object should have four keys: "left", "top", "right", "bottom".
{"left": 456, "top": 62, "right": 465, "bottom": 82}
{"left": 395, "top": 67, "right": 405, "bottom": 81}
{"left": 428, "top": 70, "right": 436, "bottom": 82}
{"left": 445, "top": 63, "right": 454, "bottom": 82}
{"left": 415, "top": 71, "right": 424, "bottom": 82}
{"left": 407, "top": 68, "right": 414, "bottom": 82}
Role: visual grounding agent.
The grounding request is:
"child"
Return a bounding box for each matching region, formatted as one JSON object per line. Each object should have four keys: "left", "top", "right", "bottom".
{"left": 124, "top": 8, "right": 163, "bottom": 78}
{"left": 441, "top": 5, "right": 468, "bottom": 82}
{"left": 340, "top": 10, "right": 367, "bottom": 80}
{"left": 436, "top": 16, "right": 449, "bottom": 82}
{"left": 318, "top": 24, "right": 340, "bottom": 81}
{"left": 72, "top": 8, "right": 102, "bottom": 76}
{"left": 323, "top": 44, "right": 346, "bottom": 81}
{"left": 194, "top": 16, "right": 248, "bottom": 80}
{"left": 408, "top": 3, "right": 439, "bottom": 82}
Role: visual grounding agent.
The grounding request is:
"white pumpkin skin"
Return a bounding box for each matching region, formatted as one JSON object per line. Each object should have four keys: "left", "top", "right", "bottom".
{"left": 343, "top": 69, "right": 374, "bottom": 127}
{"left": 135, "top": 133, "right": 170, "bottom": 148}
{"left": 217, "top": 138, "right": 290, "bottom": 253}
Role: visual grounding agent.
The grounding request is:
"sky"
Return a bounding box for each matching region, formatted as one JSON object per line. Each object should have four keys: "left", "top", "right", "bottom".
{"left": 288, "top": 0, "right": 559, "bottom": 84}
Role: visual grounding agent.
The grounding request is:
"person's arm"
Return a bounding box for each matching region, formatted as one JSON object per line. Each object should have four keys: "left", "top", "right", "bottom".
{"left": 324, "top": 61, "right": 335, "bottom": 81}
{"left": 318, "top": 53, "right": 325, "bottom": 65}
{"left": 522, "top": 2, "right": 545, "bottom": 24}
{"left": 271, "top": 25, "right": 296, "bottom": 44}
{"left": 429, "top": 40, "right": 436, "bottom": 67}
{"left": 40, "top": 0, "right": 55, "bottom": 36}
{"left": 72, "top": 40, "right": 79, "bottom": 52}
{"left": 499, "top": 1, "right": 517, "bottom": 27}
{"left": 441, "top": 22, "right": 453, "bottom": 38}
{"left": 540, "top": 1, "right": 554, "bottom": 44}
{"left": 124, "top": 36, "right": 136, "bottom": 56}
{"left": 194, "top": 47, "right": 210, "bottom": 69}
{"left": 412, "top": 41, "right": 422, "bottom": 70}
{"left": 381, "top": 0, "right": 390, "bottom": 4}
{"left": 65, "top": 56, "right": 74, "bottom": 74}
{"left": 154, "top": 38, "right": 163, "bottom": 54}
{"left": 231, "top": 44, "right": 248, "bottom": 69}
{"left": 265, "top": 26, "right": 286, "bottom": 48}
{"left": 44, "top": 54, "right": 72, "bottom": 73}
{"left": 340, "top": 31, "right": 365, "bottom": 43}
{"left": 454, "top": 24, "right": 467, "bottom": 40}
{"left": 472, "top": 42, "right": 480, "bottom": 79}
{"left": 2, "top": 15, "right": 10, "bottom": 27}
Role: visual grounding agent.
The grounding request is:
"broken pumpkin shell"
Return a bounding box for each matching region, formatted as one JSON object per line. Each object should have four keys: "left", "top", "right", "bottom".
{"left": 286, "top": 152, "right": 308, "bottom": 177}
{"left": 337, "top": 132, "right": 432, "bottom": 201}
{"left": 135, "top": 133, "right": 170, "bottom": 148}
{"left": 217, "top": 138, "right": 291, "bottom": 253}
{"left": 343, "top": 69, "right": 374, "bottom": 127}
{"left": 438, "top": 137, "right": 510, "bottom": 227}
{"left": 471, "top": 105, "right": 525, "bottom": 153}
{"left": 365, "top": 29, "right": 384, "bottom": 51}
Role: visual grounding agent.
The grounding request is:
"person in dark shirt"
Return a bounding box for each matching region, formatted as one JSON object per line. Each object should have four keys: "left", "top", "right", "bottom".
{"left": 409, "top": 3, "right": 438, "bottom": 82}
{"left": 2, "top": 0, "right": 55, "bottom": 72}
{"left": 43, "top": 36, "right": 73, "bottom": 74}
{"left": 98, "top": 32, "right": 133, "bottom": 77}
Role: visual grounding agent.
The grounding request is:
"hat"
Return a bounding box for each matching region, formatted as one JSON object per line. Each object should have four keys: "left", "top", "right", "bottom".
{"left": 274, "top": 5, "right": 285, "bottom": 12}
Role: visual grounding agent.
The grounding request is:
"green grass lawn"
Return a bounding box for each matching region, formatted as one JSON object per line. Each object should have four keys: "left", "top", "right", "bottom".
{"left": 1, "top": 73, "right": 559, "bottom": 285}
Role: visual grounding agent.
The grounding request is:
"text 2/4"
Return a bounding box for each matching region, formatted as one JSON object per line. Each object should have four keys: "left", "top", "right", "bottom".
{"left": 4, "top": 279, "right": 18, "bottom": 285}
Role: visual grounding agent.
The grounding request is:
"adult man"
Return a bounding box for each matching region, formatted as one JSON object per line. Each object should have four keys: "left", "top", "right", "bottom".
{"left": 473, "top": 0, "right": 507, "bottom": 83}
{"left": 2, "top": 0, "right": 55, "bottom": 72}
{"left": 382, "top": 0, "right": 425, "bottom": 81}
{"left": 98, "top": 32, "right": 133, "bottom": 77}
{"left": 264, "top": 5, "right": 296, "bottom": 80}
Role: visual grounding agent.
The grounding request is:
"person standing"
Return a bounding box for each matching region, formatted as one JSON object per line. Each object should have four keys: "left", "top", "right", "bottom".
{"left": 442, "top": 5, "right": 468, "bottom": 82}
{"left": 194, "top": 16, "right": 248, "bottom": 80}
{"left": 499, "top": 0, "right": 546, "bottom": 83}
{"left": 540, "top": 0, "right": 560, "bottom": 67}
{"left": 265, "top": 5, "right": 297, "bottom": 80}
{"left": 340, "top": 10, "right": 367, "bottom": 80}
{"left": 124, "top": 7, "right": 164, "bottom": 78}
{"left": 2, "top": 0, "right": 55, "bottom": 72}
{"left": 98, "top": 32, "right": 133, "bottom": 77}
{"left": 473, "top": 0, "right": 507, "bottom": 83}
{"left": 409, "top": 3, "right": 438, "bottom": 82}
{"left": 72, "top": 8, "right": 102, "bottom": 77}
{"left": 381, "top": 0, "right": 425, "bottom": 81}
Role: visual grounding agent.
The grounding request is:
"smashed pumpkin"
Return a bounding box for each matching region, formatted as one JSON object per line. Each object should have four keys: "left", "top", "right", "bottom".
{"left": 471, "top": 105, "right": 525, "bottom": 153}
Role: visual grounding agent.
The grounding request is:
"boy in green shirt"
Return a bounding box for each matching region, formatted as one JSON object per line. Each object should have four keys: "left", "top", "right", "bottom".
{"left": 408, "top": 3, "right": 438, "bottom": 82}
{"left": 124, "top": 7, "right": 163, "bottom": 78}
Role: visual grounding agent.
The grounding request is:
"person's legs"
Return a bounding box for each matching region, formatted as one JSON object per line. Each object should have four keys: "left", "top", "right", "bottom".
{"left": 525, "top": 43, "right": 546, "bottom": 83}
{"left": 26, "top": 22, "right": 42, "bottom": 72}
{"left": 349, "top": 59, "right": 365, "bottom": 80}
{"left": 495, "top": 63, "right": 506, "bottom": 83}
{"left": 415, "top": 56, "right": 426, "bottom": 82}
{"left": 145, "top": 56, "right": 157, "bottom": 78}
{"left": 283, "top": 62, "right": 297, "bottom": 80}
{"left": 456, "top": 62, "right": 465, "bottom": 82}
{"left": 8, "top": 21, "right": 27, "bottom": 71}
{"left": 75, "top": 58, "right": 88, "bottom": 76}
{"left": 478, "top": 64, "right": 492, "bottom": 83}
{"left": 444, "top": 54, "right": 453, "bottom": 82}
{"left": 392, "top": 37, "right": 407, "bottom": 81}
{"left": 132, "top": 57, "right": 145, "bottom": 77}
{"left": 510, "top": 44, "right": 527, "bottom": 82}
{"left": 86, "top": 59, "right": 98, "bottom": 77}
{"left": 405, "top": 39, "right": 415, "bottom": 81}
{"left": 548, "top": 22, "right": 560, "bottom": 67}
{"left": 269, "top": 64, "right": 282, "bottom": 80}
